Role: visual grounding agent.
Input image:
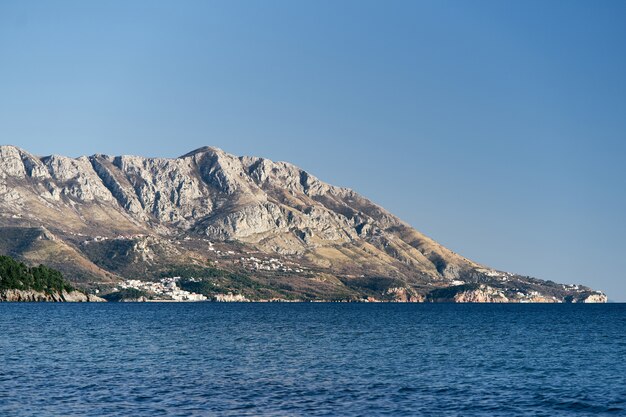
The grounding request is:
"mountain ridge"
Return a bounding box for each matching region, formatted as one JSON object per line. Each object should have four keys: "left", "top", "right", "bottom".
{"left": 0, "top": 144, "right": 606, "bottom": 302}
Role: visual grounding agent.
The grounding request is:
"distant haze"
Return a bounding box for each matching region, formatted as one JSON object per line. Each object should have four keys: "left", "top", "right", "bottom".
{"left": 1, "top": 1, "right": 625, "bottom": 300}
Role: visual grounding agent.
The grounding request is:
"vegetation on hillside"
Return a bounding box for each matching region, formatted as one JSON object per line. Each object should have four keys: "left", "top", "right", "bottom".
{"left": 101, "top": 288, "right": 148, "bottom": 302}
{"left": 0, "top": 255, "right": 74, "bottom": 294}
{"left": 164, "top": 265, "right": 267, "bottom": 297}
{"left": 426, "top": 283, "right": 482, "bottom": 301}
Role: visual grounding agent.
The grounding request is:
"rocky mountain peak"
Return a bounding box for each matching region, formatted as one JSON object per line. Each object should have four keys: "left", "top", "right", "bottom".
{"left": 179, "top": 146, "right": 224, "bottom": 159}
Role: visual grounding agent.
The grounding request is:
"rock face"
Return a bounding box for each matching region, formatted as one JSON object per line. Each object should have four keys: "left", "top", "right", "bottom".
{"left": 0, "top": 289, "right": 105, "bottom": 302}
{"left": 0, "top": 145, "right": 607, "bottom": 302}
{"left": 579, "top": 293, "right": 609, "bottom": 303}
{"left": 427, "top": 284, "right": 509, "bottom": 303}
{"left": 450, "top": 285, "right": 510, "bottom": 303}
{"left": 385, "top": 287, "right": 425, "bottom": 302}
{"left": 214, "top": 293, "right": 249, "bottom": 302}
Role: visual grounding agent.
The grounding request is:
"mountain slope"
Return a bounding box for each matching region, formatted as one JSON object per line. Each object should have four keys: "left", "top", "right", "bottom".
{"left": 0, "top": 145, "right": 606, "bottom": 302}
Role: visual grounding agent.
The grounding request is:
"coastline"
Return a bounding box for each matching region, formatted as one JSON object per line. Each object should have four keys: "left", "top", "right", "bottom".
{"left": 0, "top": 297, "right": 607, "bottom": 303}
{"left": 0, "top": 289, "right": 105, "bottom": 302}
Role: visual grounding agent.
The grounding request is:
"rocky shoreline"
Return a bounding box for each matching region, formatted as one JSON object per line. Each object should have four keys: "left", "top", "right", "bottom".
{"left": 0, "top": 289, "right": 106, "bottom": 302}
{"left": 423, "top": 284, "right": 607, "bottom": 303}
{"left": 0, "top": 282, "right": 608, "bottom": 303}
{"left": 69, "top": 286, "right": 608, "bottom": 303}
{"left": 1, "top": 285, "right": 607, "bottom": 303}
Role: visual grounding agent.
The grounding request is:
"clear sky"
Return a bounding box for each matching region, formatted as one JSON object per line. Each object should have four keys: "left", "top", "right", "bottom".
{"left": 1, "top": 1, "right": 625, "bottom": 300}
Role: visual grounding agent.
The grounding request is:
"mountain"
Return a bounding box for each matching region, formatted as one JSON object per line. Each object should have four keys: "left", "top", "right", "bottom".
{"left": 0, "top": 145, "right": 606, "bottom": 302}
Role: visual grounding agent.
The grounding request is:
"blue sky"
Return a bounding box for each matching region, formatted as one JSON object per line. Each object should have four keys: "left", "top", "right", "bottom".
{"left": 1, "top": 0, "right": 625, "bottom": 300}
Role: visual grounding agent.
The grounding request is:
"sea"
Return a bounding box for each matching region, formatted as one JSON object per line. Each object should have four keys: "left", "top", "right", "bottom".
{"left": 1, "top": 303, "right": 625, "bottom": 416}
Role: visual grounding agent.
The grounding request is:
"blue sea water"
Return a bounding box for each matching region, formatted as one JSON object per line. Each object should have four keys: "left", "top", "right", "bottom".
{"left": 0, "top": 303, "right": 625, "bottom": 416}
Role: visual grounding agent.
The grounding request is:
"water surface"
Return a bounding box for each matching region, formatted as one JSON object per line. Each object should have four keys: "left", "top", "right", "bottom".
{"left": 1, "top": 303, "right": 625, "bottom": 416}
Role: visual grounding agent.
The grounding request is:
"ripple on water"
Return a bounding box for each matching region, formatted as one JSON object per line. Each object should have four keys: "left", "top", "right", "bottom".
{"left": 0, "top": 303, "right": 625, "bottom": 416}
